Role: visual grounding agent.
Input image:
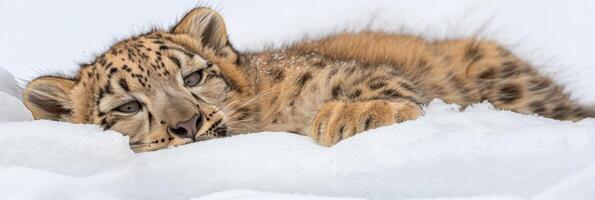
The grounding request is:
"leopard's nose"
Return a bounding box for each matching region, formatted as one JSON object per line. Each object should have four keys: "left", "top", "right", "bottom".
{"left": 168, "top": 114, "right": 203, "bottom": 139}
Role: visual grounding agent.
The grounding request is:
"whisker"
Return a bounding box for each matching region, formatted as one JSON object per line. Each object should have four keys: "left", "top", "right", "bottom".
{"left": 225, "top": 118, "right": 257, "bottom": 125}
{"left": 224, "top": 85, "right": 286, "bottom": 116}
{"left": 214, "top": 84, "right": 282, "bottom": 113}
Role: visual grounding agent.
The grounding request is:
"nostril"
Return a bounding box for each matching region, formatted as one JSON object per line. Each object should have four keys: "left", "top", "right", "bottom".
{"left": 168, "top": 126, "right": 188, "bottom": 136}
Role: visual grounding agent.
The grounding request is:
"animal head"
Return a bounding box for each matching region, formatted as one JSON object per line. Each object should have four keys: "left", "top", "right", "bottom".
{"left": 23, "top": 8, "right": 253, "bottom": 152}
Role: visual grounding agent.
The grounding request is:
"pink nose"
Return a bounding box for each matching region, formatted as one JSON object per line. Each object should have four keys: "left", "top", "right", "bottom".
{"left": 168, "top": 114, "right": 202, "bottom": 139}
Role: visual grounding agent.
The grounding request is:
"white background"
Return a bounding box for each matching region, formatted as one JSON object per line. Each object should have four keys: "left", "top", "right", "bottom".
{"left": 1, "top": 0, "right": 594, "bottom": 103}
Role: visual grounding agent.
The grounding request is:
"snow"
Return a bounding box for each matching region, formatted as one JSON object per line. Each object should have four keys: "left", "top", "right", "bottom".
{"left": 1, "top": 0, "right": 595, "bottom": 200}
{"left": 0, "top": 67, "right": 32, "bottom": 122}
{"left": 191, "top": 190, "right": 366, "bottom": 200}
{"left": 1, "top": 100, "right": 595, "bottom": 200}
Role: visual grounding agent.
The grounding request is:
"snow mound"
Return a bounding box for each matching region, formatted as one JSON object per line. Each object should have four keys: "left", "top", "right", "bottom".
{"left": 192, "top": 190, "right": 365, "bottom": 200}
{"left": 0, "top": 67, "right": 32, "bottom": 122}
{"left": 1, "top": 99, "right": 595, "bottom": 200}
{"left": 0, "top": 67, "right": 22, "bottom": 99}
{"left": 0, "top": 121, "right": 134, "bottom": 176}
{"left": 0, "top": 91, "right": 32, "bottom": 122}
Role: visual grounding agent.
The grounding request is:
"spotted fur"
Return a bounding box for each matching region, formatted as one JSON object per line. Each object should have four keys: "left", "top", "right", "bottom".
{"left": 23, "top": 8, "right": 594, "bottom": 152}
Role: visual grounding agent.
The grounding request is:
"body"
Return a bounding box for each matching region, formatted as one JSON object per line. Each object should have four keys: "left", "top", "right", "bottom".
{"left": 237, "top": 32, "right": 593, "bottom": 145}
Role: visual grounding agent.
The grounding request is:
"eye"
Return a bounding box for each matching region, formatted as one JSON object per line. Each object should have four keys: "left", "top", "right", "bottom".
{"left": 116, "top": 101, "right": 141, "bottom": 113}
{"left": 184, "top": 70, "right": 203, "bottom": 87}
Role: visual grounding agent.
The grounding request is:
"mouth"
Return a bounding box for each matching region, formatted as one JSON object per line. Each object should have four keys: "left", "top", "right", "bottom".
{"left": 129, "top": 137, "right": 192, "bottom": 152}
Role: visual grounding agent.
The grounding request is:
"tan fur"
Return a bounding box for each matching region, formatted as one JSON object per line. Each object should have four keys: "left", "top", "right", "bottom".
{"left": 23, "top": 8, "right": 594, "bottom": 152}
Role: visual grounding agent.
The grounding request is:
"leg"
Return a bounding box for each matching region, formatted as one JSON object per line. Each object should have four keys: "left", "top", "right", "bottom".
{"left": 309, "top": 99, "right": 422, "bottom": 146}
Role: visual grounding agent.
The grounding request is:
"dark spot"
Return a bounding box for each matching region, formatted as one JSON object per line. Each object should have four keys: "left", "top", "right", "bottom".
{"left": 338, "top": 126, "right": 345, "bottom": 136}
{"left": 168, "top": 56, "right": 181, "bottom": 68}
{"left": 332, "top": 85, "right": 342, "bottom": 99}
{"left": 399, "top": 82, "right": 415, "bottom": 92}
{"left": 529, "top": 101, "right": 546, "bottom": 114}
{"left": 97, "top": 59, "right": 107, "bottom": 66}
{"left": 348, "top": 89, "right": 362, "bottom": 99}
{"left": 118, "top": 79, "right": 129, "bottom": 92}
{"left": 103, "top": 83, "right": 113, "bottom": 95}
{"left": 294, "top": 72, "right": 313, "bottom": 96}
{"left": 364, "top": 117, "right": 373, "bottom": 130}
{"left": 104, "top": 62, "right": 113, "bottom": 69}
{"left": 214, "top": 125, "right": 227, "bottom": 137}
{"left": 465, "top": 43, "right": 484, "bottom": 64}
{"left": 122, "top": 65, "right": 132, "bottom": 72}
{"left": 478, "top": 68, "right": 496, "bottom": 80}
{"left": 161, "top": 139, "right": 165, "bottom": 143}
{"left": 498, "top": 84, "right": 522, "bottom": 103}
{"left": 570, "top": 107, "right": 590, "bottom": 118}
{"left": 148, "top": 112, "right": 154, "bottom": 127}
{"left": 101, "top": 118, "right": 115, "bottom": 130}
{"left": 108, "top": 68, "right": 118, "bottom": 76}
{"left": 270, "top": 69, "right": 285, "bottom": 82}
{"left": 552, "top": 105, "right": 570, "bottom": 119}
{"left": 381, "top": 89, "right": 402, "bottom": 98}
{"left": 97, "top": 89, "right": 106, "bottom": 106}
{"left": 368, "top": 81, "right": 387, "bottom": 90}
{"left": 328, "top": 69, "right": 339, "bottom": 79}
{"left": 159, "top": 45, "right": 194, "bottom": 58}
{"left": 297, "top": 72, "right": 312, "bottom": 87}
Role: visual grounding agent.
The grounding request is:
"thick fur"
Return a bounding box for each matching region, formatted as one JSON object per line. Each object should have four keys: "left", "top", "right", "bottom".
{"left": 23, "top": 8, "right": 594, "bottom": 152}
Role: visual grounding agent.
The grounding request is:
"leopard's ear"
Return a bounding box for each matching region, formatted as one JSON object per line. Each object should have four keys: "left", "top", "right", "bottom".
{"left": 172, "top": 7, "right": 238, "bottom": 63}
{"left": 23, "top": 76, "right": 75, "bottom": 120}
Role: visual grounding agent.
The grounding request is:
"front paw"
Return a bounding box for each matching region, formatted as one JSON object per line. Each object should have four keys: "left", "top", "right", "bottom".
{"left": 309, "top": 100, "right": 419, "bottom": 146}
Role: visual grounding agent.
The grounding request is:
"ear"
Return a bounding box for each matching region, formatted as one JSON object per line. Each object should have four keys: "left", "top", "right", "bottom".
{"left": 172, "top": 8, "right": 238, "bottom": 63}
{"left": 23, "top": 76, "right": 75, "bottom": 120}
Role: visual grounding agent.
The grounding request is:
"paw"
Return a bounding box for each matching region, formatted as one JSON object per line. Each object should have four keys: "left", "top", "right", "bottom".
{"left": 309, "top": 100, "right": 421, "bottom": 146}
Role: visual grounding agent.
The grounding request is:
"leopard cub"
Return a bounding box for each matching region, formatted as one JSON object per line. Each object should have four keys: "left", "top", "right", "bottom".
{"left": 23, "top": 8, "right": 594, "bottom": 152}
